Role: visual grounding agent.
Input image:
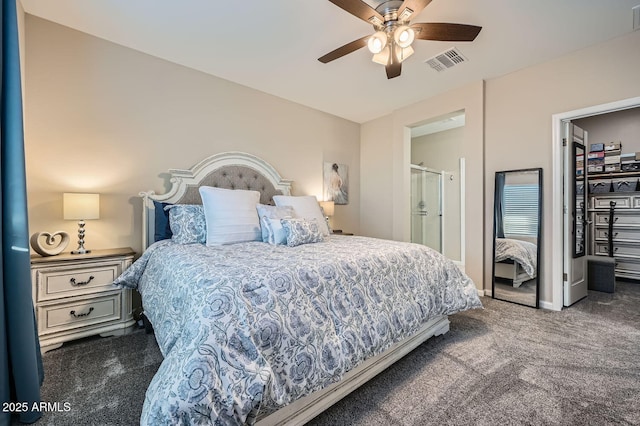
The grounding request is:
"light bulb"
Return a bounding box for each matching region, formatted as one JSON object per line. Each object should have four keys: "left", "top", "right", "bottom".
{"left": 394, "top": 26, "right": 415, "bottom": 48}
{"left": 367, "top": 31, "right": 388, "bottom": 54}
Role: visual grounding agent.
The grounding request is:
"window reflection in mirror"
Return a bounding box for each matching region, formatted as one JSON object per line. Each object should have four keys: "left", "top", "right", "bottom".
{"left": 492, "top": 168, "right": 542, "bottom": 308}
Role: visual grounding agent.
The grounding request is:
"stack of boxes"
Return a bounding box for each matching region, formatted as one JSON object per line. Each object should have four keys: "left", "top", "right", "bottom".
{"left": 604, "top": 141, "right": 621, "bottom": 173}
{"left": 588, "top": 143, "right": 604, "bottom": 174}
{"left": 588, "top": 141, "right": 621, "bottom": 174}
{"left": 621, "top": 152, "right": 640, "bottom": 172}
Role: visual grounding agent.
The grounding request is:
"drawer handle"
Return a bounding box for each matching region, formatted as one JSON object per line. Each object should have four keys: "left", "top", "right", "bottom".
{"left": 70, "top": 276, "right": 94, "bottom": 286}
{"left": 70, "top": 307, "right": 94, "bottom": 318}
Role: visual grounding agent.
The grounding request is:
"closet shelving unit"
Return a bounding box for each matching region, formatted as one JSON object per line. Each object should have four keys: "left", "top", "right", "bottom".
{"left": 587, "top": 171, "right": 640, "bottom": 280}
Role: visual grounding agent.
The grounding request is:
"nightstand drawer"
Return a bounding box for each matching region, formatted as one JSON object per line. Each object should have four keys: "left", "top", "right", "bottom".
{"left": 34, "top": 261, "right": 121, "bottom": 302}
{"left": 38, "top": 293, "right": 122, "bottom": 335}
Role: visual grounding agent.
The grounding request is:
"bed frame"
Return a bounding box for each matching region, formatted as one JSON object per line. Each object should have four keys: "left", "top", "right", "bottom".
{"left": 139, "top": 151, "right": 450, "bottom": 425}
{"left": 494, "top": 260, "right": 531, "bottom": 288}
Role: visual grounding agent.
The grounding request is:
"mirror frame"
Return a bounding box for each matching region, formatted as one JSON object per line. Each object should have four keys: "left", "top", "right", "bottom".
{"left": 491, "top": 168, "right": 542, "bottom": 308}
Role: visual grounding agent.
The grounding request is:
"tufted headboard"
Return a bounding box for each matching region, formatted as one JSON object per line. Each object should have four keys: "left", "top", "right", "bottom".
{"left": 140, "top": 151, "right": 292, "bottom": 249}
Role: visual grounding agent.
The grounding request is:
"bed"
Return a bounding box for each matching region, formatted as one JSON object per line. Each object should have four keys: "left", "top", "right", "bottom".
{"left": 493, "top": 237, "right": 537, "bottom": 288}
{"left": 114, "top": 152, "right": 482, "bottom": 425}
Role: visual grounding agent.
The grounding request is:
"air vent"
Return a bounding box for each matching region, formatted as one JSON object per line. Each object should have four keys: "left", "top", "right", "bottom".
{"left": 425, "top": 47, "right": 468, "bottom": 72}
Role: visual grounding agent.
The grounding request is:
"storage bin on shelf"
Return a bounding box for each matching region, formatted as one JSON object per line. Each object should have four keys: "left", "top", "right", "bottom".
{"left": 589, "top": 179, "right": 612, "bottom": 193}
{"left": 612, "top": 178, "right": 639, "bottom": 192}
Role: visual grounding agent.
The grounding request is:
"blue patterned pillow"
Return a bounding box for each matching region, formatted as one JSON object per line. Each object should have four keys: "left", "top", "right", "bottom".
{"left": 256, "top": 204, "right": 296, "bottom": 244}
{"left": 280, "top": 218, "right": 325, "bottom": 247}
{"left": 168, "top": 205, "right": 206, "bottom": 244}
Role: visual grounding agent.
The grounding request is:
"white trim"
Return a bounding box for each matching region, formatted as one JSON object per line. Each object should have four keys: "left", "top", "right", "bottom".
{"left": 459, "top": 157, "right": 466, "bottom": 271}
{"left": 551, "top": 96, "right": 640, "bottom": 311}
{"left": 539, "top": 300, "right": 554, "bottom": 310}
{"left": 440, "top": 169, "right": 446, "bottom": 256}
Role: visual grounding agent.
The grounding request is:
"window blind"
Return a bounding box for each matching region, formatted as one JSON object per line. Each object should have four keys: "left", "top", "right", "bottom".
{"left": 503, "top": 184, "right": 539, "bottom": 236}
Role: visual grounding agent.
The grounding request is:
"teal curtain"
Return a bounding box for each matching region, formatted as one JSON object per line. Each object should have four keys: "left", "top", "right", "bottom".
{"left": 1, "top": 1, "right": 44, "bottom": 425}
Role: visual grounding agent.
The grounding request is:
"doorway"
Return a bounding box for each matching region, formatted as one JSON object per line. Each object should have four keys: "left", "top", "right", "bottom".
{"left": 551, "top": 96, "right": 640, "bottom": 311}
{"left": 410, "top": 111, "right": 465, "bottom": 266}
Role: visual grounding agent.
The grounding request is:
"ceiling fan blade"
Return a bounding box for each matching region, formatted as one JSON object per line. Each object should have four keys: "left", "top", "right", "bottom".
{"left": 398, "top": 0, "right": 433, "bottom": 21}
{"left": 411, "top": 23, "right": 482, "bottom": 41}
{"left": 386, "top": 61, "right": 402, "bottom": 79}
{"left": 318, "top": 35, "right": 369, "bottom": 63}
{"left": 328, "top": 0, "right": 385, "bottom": 26}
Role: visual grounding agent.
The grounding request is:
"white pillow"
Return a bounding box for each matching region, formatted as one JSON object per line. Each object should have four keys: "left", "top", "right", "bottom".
{"left": 199, "top": 186, "right": 261, "bottom": 245}
{"left": 272, "top": 195, "right": 330, "bottom": 236}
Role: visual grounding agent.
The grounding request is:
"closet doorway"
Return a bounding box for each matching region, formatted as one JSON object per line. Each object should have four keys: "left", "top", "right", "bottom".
{"left": 410, "top": 111, "right": 465, "bottom": 268}
{"left": 552, "top": 96, "right": 640, "bottom": 310}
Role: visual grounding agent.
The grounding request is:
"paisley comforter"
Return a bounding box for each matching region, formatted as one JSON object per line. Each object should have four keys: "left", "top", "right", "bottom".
{"left": 114, "top": 236, "right": 481, "bottom": 425}
{"left": 494, "top": 237, "right": 537, "bottom": 278}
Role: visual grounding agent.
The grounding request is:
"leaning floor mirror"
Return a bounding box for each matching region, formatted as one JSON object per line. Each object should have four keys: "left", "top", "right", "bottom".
{"left": 492, "top": 168, "right": 542, "bottom": 308}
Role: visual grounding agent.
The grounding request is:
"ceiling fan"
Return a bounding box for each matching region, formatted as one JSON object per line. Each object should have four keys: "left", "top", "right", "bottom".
{"left": 318, "top": 0, "right": 482, "bottom": 79}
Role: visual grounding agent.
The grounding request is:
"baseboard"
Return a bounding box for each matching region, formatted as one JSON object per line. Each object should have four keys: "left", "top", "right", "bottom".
{"left": 539, "top": 300, "right": 555, "bottom": 310}
{"left": 480, "top": 289, "right": 555, "bottom": 310}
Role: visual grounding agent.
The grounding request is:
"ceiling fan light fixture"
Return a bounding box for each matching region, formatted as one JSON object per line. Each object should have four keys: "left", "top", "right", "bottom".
{"left": 398, "top": 7, "right": 413, "bottom": 22}
{"left": 394, "top": 25, "right": 415, "bottom": 48}
{"left": 372, "top": 45, "right": 391, "bottom": 65}
{"left": 396, "top": 45, "right": 414, "bottom": 62}
{"left": 367, "top": 31, "right": 388, "bottom": 54}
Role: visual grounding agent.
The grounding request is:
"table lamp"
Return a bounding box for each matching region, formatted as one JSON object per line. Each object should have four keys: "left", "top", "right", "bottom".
{"left": 319, "top": 200, "right": 335, "bottom": 231}
{"left": 63, "top": 193, "right": 100, "bottom": 254}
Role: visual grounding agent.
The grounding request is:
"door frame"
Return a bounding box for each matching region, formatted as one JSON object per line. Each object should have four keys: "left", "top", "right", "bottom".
{"left": 551, "top": 96, "right": 640, "bottom": 311}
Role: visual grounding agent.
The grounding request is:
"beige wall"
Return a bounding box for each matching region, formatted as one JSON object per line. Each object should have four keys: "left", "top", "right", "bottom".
{"left": 359, "top": 114, "right": 395, "bottom": 240}
{"left": 574, "top": 107, "right": 640, "bottom": 154}
{"left": 361, "top": 82, "right": 484, "bottom": 288}
{"left": 24, "top": 16, "right": 360, "bottom": 255}
{"left": 485, "top": 29, "right": 640, "bottom": 307}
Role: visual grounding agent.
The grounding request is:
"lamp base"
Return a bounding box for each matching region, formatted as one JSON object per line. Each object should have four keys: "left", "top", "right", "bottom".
{"left": 71, "top": 249, "right": 91, "bottom": 255}
{"left": 71, "top": 220, "right": 91, "bottom": 255}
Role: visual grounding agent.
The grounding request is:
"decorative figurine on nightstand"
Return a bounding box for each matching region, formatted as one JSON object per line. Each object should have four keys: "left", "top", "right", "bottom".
{"left": 29, "top": 231, "right": 70, "bottom": 256}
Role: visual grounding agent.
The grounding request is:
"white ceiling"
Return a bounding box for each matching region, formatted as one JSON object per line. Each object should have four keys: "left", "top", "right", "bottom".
{"left": 20, "top": 0, "right": 640, "bottom": 123}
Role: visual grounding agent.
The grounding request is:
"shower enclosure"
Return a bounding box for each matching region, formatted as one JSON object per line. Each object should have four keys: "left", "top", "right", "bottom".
{"left": 410, "top": 161, "right": 464, "bottom": 264}
{"left": 411, "top": 166, "right": 443, "bottom": 252}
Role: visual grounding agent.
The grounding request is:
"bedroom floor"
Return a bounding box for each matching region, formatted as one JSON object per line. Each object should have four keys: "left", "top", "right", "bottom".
{"left": 25, "top": 281, "right": 640, "bottom": 426}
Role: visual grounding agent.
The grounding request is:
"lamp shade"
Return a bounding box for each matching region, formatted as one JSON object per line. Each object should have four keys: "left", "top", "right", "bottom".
{"left": 63, "top": 193, "right": 100, "bottom": 220}
{"left": 367, "top": 31, "right": 388, "bottom": 54}
{"left": 394, "top": 26, "right": 415, "bottom": 48}
{"left": 319, "top": 201, "right": 335, "bottom": 217}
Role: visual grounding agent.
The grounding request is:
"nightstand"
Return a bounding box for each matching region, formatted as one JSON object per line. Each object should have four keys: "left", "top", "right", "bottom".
{"left": 30, "top": 247, "right": 136, "bottom": 354}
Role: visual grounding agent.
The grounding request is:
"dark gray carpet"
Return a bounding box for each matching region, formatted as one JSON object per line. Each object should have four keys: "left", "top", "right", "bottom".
{"left": 29, "top": 282, "right": 640, "bottom": 425}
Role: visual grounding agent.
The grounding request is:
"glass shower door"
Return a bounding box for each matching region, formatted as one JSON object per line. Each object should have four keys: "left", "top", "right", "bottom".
{"left": 411, "top": 167, "right": 442, "bottom": 252}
